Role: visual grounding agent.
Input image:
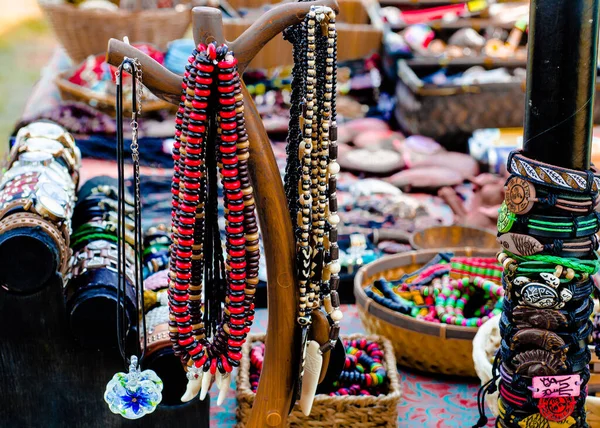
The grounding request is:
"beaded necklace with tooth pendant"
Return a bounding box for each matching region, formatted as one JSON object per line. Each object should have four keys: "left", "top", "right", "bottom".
{"left": 285, "top": 5, "right": 343, "bottom": 413}
{"left": 168, "top": 42, "right": 259, "bottom": 405}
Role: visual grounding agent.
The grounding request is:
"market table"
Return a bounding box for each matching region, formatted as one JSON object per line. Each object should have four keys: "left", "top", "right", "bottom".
{"left": 12, "top": 48, "right": 494, "bottom": 428}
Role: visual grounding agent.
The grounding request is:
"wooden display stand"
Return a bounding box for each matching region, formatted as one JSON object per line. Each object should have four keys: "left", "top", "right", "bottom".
{"left": 106, "top": 3, "right": 338, "bottom": 427}
{"left": 0, "top": 274, "right": 210, "bottom": 427}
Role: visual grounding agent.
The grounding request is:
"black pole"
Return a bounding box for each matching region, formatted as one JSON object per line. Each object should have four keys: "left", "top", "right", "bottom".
{"left": 523, "top": 0, "right": 600, "bottom": 170}
{"left": 492, "top": 2, "right": 600, "bottom": 428}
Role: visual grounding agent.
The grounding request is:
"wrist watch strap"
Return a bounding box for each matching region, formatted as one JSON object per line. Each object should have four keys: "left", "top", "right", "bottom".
{"left": 0, "top": 212, "right": 70, "bottom": 274}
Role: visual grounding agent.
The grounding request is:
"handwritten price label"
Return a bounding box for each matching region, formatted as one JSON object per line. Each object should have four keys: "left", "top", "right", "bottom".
{"left": 532, "top": 375, "right": 580, "bottom": 398}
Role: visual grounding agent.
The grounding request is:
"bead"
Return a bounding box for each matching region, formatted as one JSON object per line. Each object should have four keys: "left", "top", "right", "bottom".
{"left": 329, "top": 262, "right": 341, "bottom": 274}
{"left": 329, "top": 162, "right": 340, "bottom": 174}
{"left": 328, "top": 214, "right": 340, "bottom": 226}
{"left": 331, "top": 309, "right": 343, "bottom": 322}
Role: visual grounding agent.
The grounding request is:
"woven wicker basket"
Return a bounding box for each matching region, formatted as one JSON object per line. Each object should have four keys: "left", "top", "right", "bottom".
{"left": 472, "top": 316, "right": 600, "bottom": 427}
{"left": 55, "top": 69, "right": 174, "bottom": 116}
{"left": 354, "top": 248, "right": 498, "bottom": 377}
{"left": 236, "top": 333, "right": 401, "bottom": 428}
{"left": 393, "top": 59, "right": 600, "bottom": 146}
{"left": 40, "top": 3, "right": 191, "bottom": 64}
{"left": 223, "top": 0, "right": 383, "bottom": 69}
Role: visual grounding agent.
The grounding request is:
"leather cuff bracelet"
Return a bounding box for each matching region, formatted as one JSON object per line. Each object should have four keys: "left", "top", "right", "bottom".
{"left": 504, "top": 292, "right": 593, "bottom": 329}
{"left": 145, "top": 306, "right": 171, "bottom": 356}
{"left": 501, "top": 340, "right": 567, "bottom": 376}
{"left": 68, "top": 240, "right": 136, "bottom": 283}
{"left": 64, "top": 267, "right": 136, "bottom": 348}
{"left": 504, "top": 175, "right": 600, "bottom": 215}
{"left": 497, "top": 233, "right": 598, "bottom": 258}
{"left": 0, "top": 212, "right": 70, "bottom": 275}
{"left": 501, "top": 315, "right": 592, "bottom": 354}
{"left": 508, "top": 149, "right": 600, "bottom": 194}
{"left": 498, "top": 203, "right": 600, "bottom": 238}
{"left": 504, "top": 273, "right": 593, "bottom": 310}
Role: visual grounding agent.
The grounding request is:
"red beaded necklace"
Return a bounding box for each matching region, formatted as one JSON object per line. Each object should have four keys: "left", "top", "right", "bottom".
{"left": 168, "top": 42, "right": 259, "bottom": 403}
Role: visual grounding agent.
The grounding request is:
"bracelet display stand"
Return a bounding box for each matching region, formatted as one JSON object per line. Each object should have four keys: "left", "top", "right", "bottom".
{"left": 495, "top": 1, "right": 599, "bottom": 427}
{"left": 0, "top": 274, "right": 210, "bottom": 427}
{"left": 106, "top": 4, "right": 338, "bottom": 427}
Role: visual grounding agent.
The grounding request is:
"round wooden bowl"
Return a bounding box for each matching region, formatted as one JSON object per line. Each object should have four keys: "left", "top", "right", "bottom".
{"left": 473, "top": 316, "right": 600, "bottom": 426}
{"left": 410, "top": 225, "right": 497, "bottom": 250}
{"left": 354, "top": 248, "right": 498, "bottom": 377}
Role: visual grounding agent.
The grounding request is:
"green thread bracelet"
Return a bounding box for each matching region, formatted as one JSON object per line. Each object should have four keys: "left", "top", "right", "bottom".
{"left": 503, "top": 250, "right": 599, "bottom": 275}
{"left": 71, "top": 233, "right": 118, "bottom": 249}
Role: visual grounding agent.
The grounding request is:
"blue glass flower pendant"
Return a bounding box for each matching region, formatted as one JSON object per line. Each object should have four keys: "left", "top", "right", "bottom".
{"left": 104, "top": 356, "right": 163, "bottom": 419}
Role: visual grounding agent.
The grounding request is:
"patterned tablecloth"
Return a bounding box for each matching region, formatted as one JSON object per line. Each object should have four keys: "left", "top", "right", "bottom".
{"left": 209, "top": 304, "right": 494, "bottom": 428}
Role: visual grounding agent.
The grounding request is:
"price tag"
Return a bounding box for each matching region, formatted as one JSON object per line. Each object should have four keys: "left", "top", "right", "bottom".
{"left": 531, "top": 375, "right": 580, "bottom": 398}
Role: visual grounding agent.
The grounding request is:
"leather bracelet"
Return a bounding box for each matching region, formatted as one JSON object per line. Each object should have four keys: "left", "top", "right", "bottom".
{"left": 69, "top": 239, "right": 136, "bottom": 279}
{"left": 501, "top": 340, "right": 567, "bottom": 376}
{"left": 500, "top": 361, "right": 590, "bottom": 389}
{"left": 0, "top": 212, "right": 70, "bottom": 275}
{"left": 0, "top": 198, "right": 72, "bottom": 225}
{"left": 504, "top": 293, "right": 593, "bottom": 329}
{"left": 64, "top": 265, "right": 136, "bottom": 310}
{"left": 0, "top": 171, "right": 41, "bottom": 190}
{"left": 1, "top": 175, "right": 40, "bottom": 194}
{"left": 501, "top": 315, "right": 591, "bottom": 354}
{"left": 497, "top": 233, "right": 599, "bottom": 258}
{"left": 0, "top": 190, "right": 35, "bottom": 208}
{"left": 502, "top": 337, "right": 590, "bottom": 375}
{"left": 508, "top": 149, "right": 600, "bottom": 194}
{"left": 498, "top": 203, "right": 600, "bottom": 238}
{"left": 505, "top": 273, "right": 593, "bottom": 310}
{"left": 504, "top": 175, "right": 600, "bottom": 215}
{"left": 146, "top": 322, "right": 171, "bottom": 357}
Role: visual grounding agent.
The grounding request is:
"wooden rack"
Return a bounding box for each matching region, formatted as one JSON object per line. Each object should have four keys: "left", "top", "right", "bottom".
{"left": 106, "top": 3, "right": 338, "bottom": 427}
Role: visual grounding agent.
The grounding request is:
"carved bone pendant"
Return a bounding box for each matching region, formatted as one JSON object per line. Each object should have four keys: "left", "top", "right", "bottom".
{"left": 299, "top": 340, "right": 323, "bottom": 416}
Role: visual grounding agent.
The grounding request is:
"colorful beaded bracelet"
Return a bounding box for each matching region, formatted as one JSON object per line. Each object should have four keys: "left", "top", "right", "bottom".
{"left": 450, "top": 257, "right": 503, "bottom": 282}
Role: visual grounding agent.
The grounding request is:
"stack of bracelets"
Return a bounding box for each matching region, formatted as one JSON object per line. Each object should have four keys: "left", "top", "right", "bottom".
{"left": 167, "top": 42, "right": 260, "bottom": 405}
{"left": 248, "top": 338, "right": 389, "bottom": 397}
{"left": 283, "top": 5, "right": 343, "bottom": 413}
{"left": 64, "top": 176, "right": 137, "bottom": 348}
{"left": 474, "top": 149, "right": 600, "bottom": 428}
{"left": 0, "top": 120, "right": 79, "bottom": 292}
{"left": 143, "top": 224, "right": 171, "bottom": 279}
{"left": 144, "top": 267, "right": 185, "bottom": 406}
{"left": 364, "top": 253, "right": 504, "bottom": 327}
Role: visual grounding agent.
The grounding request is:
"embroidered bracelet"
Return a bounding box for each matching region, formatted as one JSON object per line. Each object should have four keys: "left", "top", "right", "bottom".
{"left": 508, "top": 149, "right": 600, "bottom": 194}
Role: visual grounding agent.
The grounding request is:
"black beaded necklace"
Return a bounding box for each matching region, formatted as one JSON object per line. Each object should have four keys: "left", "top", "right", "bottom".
{"left": 284, "top": 5, "right": 343, "bottom": 416}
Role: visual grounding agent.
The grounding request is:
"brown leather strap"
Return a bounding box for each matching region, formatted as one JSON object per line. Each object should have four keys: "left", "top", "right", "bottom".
{"left": 0, "top": 212, "right": 70, "bottom": 275}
